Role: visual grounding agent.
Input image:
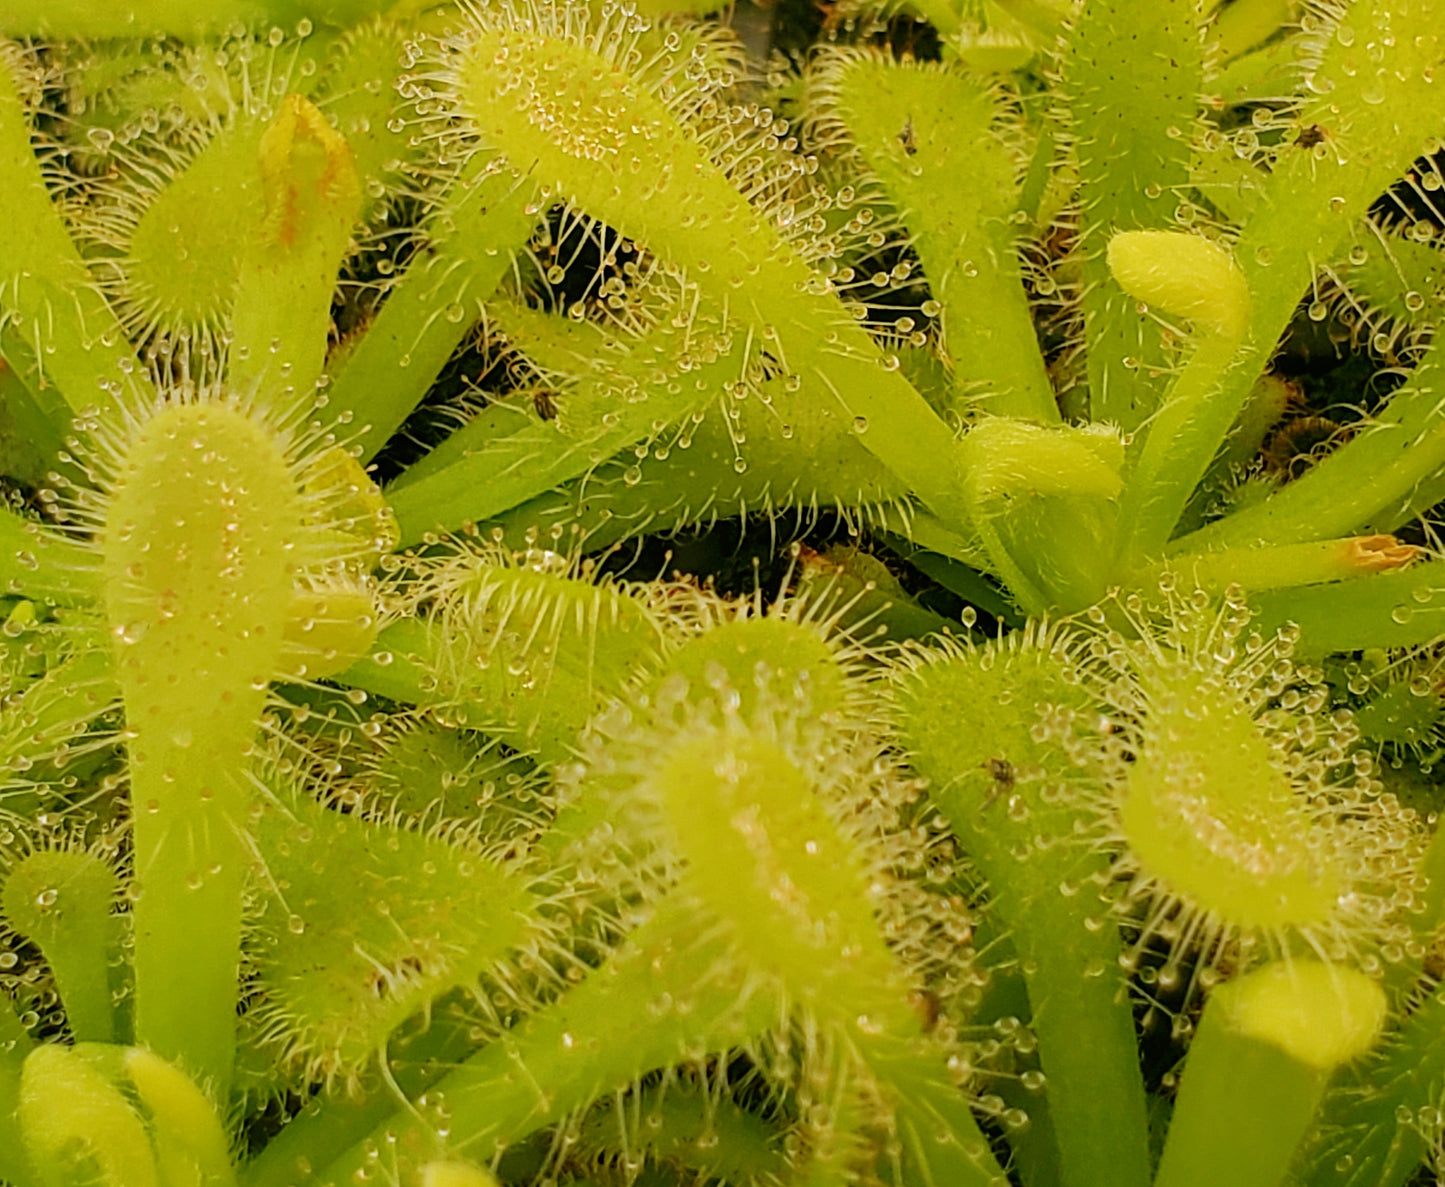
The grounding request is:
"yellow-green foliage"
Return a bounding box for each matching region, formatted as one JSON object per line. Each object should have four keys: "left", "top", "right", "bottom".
{"left": 2, "top": 3, "right": 1445, "bottom": 1187}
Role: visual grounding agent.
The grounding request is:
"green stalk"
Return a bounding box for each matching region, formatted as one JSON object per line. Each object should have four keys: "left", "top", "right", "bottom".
{"left": 825, "top": 58, "right": 1057, "bottom": 422}
{"left": 1173, "top": 372, "right": 1293, "bottom": 537}
{"left": 101, "top": 403, "right": 300, "bottom": 1098}
{"left": 1172, "top": 335, "right": 1445, "bottom": 552}
{"left": 908, "top": 562, "right": 1022, "bottom": 625}
{"left": 1, "top": 850, "right": 120, "bottom": 1043}
{"left": 0, "top": 52, "right": 147, "bottom": 422}
{"left": 897, "top": 640, "right": 1151, "bottom": 1187}
{"left": 1114, "top": 331, "right": 1253, "bottom": 570}
{"left": 384, "top": 300, "right": 744, "bottom": 543}
{"left": 1141, "top": 536, "right": 1417, "bottom": 598}
{"left": 397, "top": 385, "right": 910, "bottom": 555}
{"left": 1156, "top": 963, "right": 1386, "bottom": 1187}
{"left": 326, "top": 153, "right": 539, "bottom": 464}
{"left": 1249, "top": 560, "right": 1445, "bottom": 656}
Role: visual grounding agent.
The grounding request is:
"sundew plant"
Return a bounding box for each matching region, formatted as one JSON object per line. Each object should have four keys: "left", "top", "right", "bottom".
{"left": 6, "top": 0, "right": 1445, "bottom": 1185}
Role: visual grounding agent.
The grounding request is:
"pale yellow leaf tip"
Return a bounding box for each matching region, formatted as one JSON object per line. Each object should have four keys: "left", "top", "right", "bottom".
{"left": 1107, "top": 229, "right": 1251, "bottom": 341}
{"left": 420, "top": 1161, "right": 502, "bottom": 1187}
{"left": 1219, "top": 961, "right": 1386, "bottom": 1071}
{"left": 257, "top": 93, "right": 361, "bottom": 250}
